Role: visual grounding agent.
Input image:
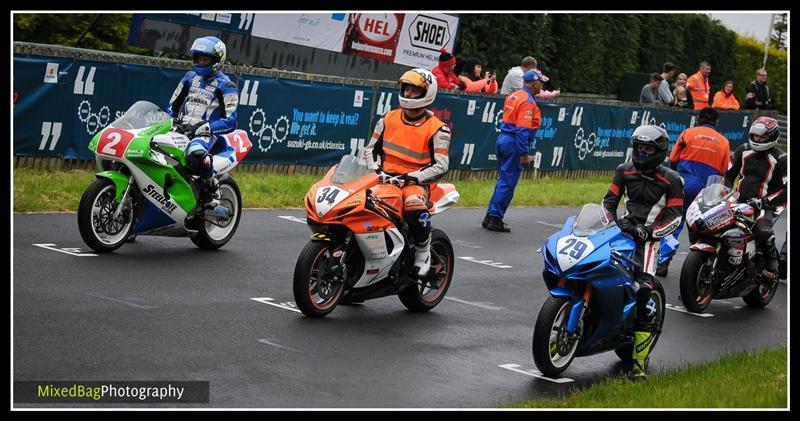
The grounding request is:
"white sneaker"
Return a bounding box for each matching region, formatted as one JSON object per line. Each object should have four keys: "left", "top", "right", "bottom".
{"left": 414, "top": 235, "right": 431, "bottom": 277}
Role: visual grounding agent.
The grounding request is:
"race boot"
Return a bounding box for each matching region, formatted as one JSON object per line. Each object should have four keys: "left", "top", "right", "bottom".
{"left": 656, "top": 258, "right": 670, "bottom": 277}
{"left": 413, "top": 234, "right": 432, "bottom": 277}
{"left": 482, "top": 214, "right": 490, "bottom": 228}
{"left": 631, "top": 330, "right": 654, "bottom": 380}
{"left": 202, "top": 176, "right": 221, "bottom": 209}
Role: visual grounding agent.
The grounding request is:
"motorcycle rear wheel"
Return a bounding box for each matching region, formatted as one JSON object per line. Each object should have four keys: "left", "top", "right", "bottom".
{"left": 191, "top": 178, "right": 242, "bottom": 250}
{"left": 398, "top": 229, "right": 454, "bottom": 312}
{"left": 742, "top": 276, "right": 779, "bottom": 308}
{"left": 614, "top": 279, "right": 667, "bottom": 362}
{"left": 77, "top": 178, "right": 135, "bottom": 253}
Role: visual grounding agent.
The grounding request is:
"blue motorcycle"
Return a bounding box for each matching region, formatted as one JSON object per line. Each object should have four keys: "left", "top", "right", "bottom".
{"left": 532, "top": 203, "right": 675, "bottom": 377}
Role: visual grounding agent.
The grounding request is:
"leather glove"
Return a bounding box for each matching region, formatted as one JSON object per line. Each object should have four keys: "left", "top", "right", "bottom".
{"left": 191, "top": 121, "right": 212, "bottom": 138}
{"left": 746, "top": 197, "right": 763, "bottom": 211}
{"left": 633, "top": 224, "right": 652, "bottom": 242}
{"left": 377, "top": 171, "right": 405, "bottom": 187}
{"left": 617, "top": 218, "right": 635, "bottom": 234}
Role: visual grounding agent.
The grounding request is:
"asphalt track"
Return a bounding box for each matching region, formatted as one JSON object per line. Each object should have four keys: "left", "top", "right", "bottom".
{"left": 13, "top": 208, "right": 788, "bottom": 408}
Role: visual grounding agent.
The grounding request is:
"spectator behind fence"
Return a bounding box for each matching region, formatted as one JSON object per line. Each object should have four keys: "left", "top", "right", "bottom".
{"left": 673, "top": 73, "right": 693, "bottom": 109}
{"left": 687, "top": 61, "right": 711, "bottom": 110}
{"left": 431, "top": 48, "right": 465, "bottom": 91}
{"left": 458, "top": 57, "right": 498, "bottom": 94}
{"left": 500, "top": 56, "right": 537, "bottom": 95}
{"left": 712, "top": 80, "right": 740, "bottom": 111}
{"left": 640, "top": 73, "right": 665, "bottom": 104}
{"left": 673, "top": 86, "right": 692, "bottom": 109}
{"left": 659, "top": 62, "right": 677, "bottom": 105}
{"left": 744, "top": 68, "right": 772, "bottom": 110}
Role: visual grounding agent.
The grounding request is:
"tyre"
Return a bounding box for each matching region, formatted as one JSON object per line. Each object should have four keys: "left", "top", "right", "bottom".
{"left": 398, "top": 229, "right": 455, "bottom": 312}
{"left": 742, "top": 276, "right": 779, "bottom": 308}
{"left": 679, "top": 250, "right": 715, "bottom": 313}
{"left": 293, "top": 241, "right": 345, "bottom": 318}
{"left": 191, "top": 178, "right": 243, "bottom": 250}
{"left": 77, "top": 178, "right": 135, "bottom": 253}
{"left": 532, "top": 296, "right": 579, "bottom": 377}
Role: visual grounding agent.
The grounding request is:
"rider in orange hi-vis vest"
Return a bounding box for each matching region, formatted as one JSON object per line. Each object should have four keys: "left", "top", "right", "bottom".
{"left": 364, "top": 68, "right": 451, "bottom": 277}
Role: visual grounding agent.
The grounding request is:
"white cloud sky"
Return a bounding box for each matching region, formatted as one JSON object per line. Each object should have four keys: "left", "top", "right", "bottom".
{"left": 709, "top": 12, "right": 779, "bottom": 41}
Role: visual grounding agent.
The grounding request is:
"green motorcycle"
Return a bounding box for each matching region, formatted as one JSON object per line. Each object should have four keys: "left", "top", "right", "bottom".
{"left": 77, "top": 101, "right": 252, "bottom": 252}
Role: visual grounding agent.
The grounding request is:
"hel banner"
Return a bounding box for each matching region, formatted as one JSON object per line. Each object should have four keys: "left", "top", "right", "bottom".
{"left": 341, "top": 13, "right": 405, "bottom": 63}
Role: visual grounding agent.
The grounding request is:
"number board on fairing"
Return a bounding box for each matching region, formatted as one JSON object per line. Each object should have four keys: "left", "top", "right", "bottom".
{"left": 314, "top": 185, "right": 348, "bottom": 217}
{"left": 556, "top": 235, "right": 596, "bottom": 271}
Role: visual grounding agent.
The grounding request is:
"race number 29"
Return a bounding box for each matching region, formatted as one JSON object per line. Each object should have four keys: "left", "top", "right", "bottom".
{"left": 97, "top": 128, "right": 134, "bottom": 158}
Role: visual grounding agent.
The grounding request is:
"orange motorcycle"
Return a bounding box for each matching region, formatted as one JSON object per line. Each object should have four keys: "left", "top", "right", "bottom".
{"left": 294, "top": 155, "right": 460, "bottom": 317}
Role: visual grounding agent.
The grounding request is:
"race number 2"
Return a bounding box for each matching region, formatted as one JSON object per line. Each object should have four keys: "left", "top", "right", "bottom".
{"left": 97, "top": 128, "right": 134, "bottom": 158}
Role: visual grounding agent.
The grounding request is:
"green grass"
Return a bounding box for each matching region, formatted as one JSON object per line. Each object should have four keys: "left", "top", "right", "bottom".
{"left": 511, "top": 345, "right": 787, "bottom": 408}
{"left": 13, "top": 168, "right": 611, "bottom": 212}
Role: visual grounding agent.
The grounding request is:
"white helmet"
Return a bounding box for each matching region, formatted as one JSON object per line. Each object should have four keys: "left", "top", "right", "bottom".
{"left": 398, "top": 68, "right": 437, "bottom": 109}
{"left": 748, "top": 116, "right": 780, "bottom": 152}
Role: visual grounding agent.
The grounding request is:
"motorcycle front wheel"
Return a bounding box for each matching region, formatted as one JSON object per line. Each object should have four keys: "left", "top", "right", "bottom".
{"left": 77, "top": 178, "right": 135, "bottom": 253}
{"left": 679, "top": 250, "right": 715, "bottom": 313}
{"left": 532, "top": 296, "right": 580, "bottom": 377}
{"left": 293, "top": 240, "right": 345, "bottom": 318}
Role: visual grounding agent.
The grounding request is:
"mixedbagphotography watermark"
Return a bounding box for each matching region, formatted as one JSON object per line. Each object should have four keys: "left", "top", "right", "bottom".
{"left": 14, "top": 381, "right": 209, "bottom": 404}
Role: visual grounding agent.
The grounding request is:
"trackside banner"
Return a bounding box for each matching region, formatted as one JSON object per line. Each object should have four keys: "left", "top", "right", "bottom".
{"left": 14, "top": 54, "right": 753, "bottom": 170}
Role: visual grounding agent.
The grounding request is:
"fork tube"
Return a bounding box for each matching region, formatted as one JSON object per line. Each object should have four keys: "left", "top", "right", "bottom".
{"left": 112, "top": 176, "right": 134, "bottom": 219}
{"left": 566, "top": 283, "right": 593, "bottom": 333}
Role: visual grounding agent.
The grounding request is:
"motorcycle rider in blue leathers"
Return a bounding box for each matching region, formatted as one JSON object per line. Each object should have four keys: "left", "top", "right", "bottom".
{"left": 167, "top": 36, "right": 239, "bottom": 209}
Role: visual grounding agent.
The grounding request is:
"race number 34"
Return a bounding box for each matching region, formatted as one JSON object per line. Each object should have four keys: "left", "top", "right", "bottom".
{"left": 97, "top": 128, "right": 134, "bottom": 158}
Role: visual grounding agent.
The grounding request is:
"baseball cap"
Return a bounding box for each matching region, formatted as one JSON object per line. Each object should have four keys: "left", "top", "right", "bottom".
{"left": 523, "top": 68, "right": 549, "bottom": 83}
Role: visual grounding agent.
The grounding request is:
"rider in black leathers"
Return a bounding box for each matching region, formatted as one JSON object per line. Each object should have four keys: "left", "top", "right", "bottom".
{"left": 602, "top": 125, "right": 684, "bottom": 379}
{"left": 724, "top": 116, "right": 787, "bottom": 280}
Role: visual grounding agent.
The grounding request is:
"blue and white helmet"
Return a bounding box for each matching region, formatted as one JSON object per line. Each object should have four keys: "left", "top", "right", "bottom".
{"left": 190, "top": 36, "right": 226, "bottom": 77}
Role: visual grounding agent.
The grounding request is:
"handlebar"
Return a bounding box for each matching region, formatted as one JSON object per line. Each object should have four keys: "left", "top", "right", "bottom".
{"left": 366, "top": 189, "right": 399, "bottom": 213}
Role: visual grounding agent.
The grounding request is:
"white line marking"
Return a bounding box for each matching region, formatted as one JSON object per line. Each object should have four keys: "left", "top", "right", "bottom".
{"left": 498, "top": 364, "right": 574, "bottom": 383}
{"left": 278, "top": 215, "right": 306, "bottom": 224}
{"left": 452, "top": 240, "right": 483, "bottom": 249}
{"left": 445, "top": 297, "right": 505, "bottom": 311}
{"left": 258, "top": 339, "right": 303, "bottom": 353}
{"left": 666, "top": 303, "right": 714, "bottom": 317}
{"left": 33, "top": 243, "right": 97, "bottom": 257}
{"left": 87, "top": 293, "right": 159, "bottom": 309}
{"left": 536, "top": 221, "right": 563, "bottom": 228}
{"left": 458, "top": 256, "right": 512, "bottom": 269}
{"left": 250, "top": 297, "right": 302, "bottom": 313}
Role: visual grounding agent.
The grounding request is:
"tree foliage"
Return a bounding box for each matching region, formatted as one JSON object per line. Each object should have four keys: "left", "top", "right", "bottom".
{"left": 456, "top": 13, "right": 785, "bottom": 112}
{"left": 14, "top": 13, "right": 150, "bottom": 55}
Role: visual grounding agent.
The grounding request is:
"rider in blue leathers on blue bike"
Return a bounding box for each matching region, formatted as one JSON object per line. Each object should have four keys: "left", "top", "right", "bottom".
{"left": 602, "top": 125, "right": 684, "bottom": 379}
{"left": 167, "top": 36, "right": 239, "bottom": 208}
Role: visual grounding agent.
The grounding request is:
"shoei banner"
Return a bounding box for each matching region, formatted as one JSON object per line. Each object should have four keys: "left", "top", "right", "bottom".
{"left": 239, "top": 77, "right": 374, "bottom": 165}
{"left": 394, "top": 13, "right": 460, "bottom": 69}
{"left": 341, "top": 13, "right": 405, "bottom": 63}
